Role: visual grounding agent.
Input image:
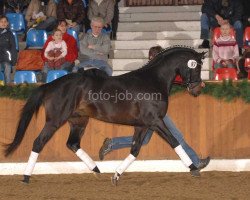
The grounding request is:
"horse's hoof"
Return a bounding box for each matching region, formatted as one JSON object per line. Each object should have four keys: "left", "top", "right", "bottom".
{"left": 111, "top": 176, "right": 118, "bottom": 186}
{"left": 21, "top": 175, "right": 30, "bottom": 184}
{"left": 92, "top": 166, "right": 101, "bottom": 173}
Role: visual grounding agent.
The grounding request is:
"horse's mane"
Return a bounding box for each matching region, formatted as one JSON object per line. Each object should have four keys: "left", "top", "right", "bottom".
{"left": 117, "top": 45, "right": 197, "bottom": 77}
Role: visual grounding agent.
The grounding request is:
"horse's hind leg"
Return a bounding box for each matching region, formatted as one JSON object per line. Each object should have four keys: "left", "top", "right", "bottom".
{"left": 153, "top": 120, "right": 197, "bottom": 171}
{"left": 22, "top": 122, "right": 60, "bottom": 183}
{"left": 66, "top": 116, "right": 100, "bottom": 174}
{"left": 112, "top": 126, "right": 148, "bottom": 185}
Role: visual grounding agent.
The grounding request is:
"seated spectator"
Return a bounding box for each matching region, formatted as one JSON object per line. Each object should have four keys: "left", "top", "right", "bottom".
{"left": 57, "top": 0, "right": 86, "bottom": 35}
{"left": 42, "top": 20, "right": 78, "bottom": 74}
{"left": 238, "top": 47, "right": 250, "bottom": 79}
{"left": 25, "top": 0, "right": 57, "bottom": 32}
{"left": 212, "top": 23, "right": 239, "bottom": 69}
{"left": 241, "top": 0, "right": 250, "bottom": 28}
{"left": 0, "top": 15, "right": 17, "bottom": 83}
{"left": 74, "top": 16, "right": 112, "bottom": 76}
{"left": 4, "top": 0, "right": 30, "bottom": 14}
{"left": 199, "top": 0, "right": 243, "bottom": 55}
{"left": 87, "top": 0, "right": 114, "bottom": 33}
{"left": 44, "top": 29, "right": 67, "bottom": 70}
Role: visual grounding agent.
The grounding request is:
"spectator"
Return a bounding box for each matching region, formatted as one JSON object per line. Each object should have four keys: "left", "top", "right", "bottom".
{"left": 199, "top": 0, "right": 243, "bottom": 55}
{"left": 42, "top": 20, "right": 78, "bottom": 74}
{"left": 111, "top": 0, "right": 120, "bottom": 40}
{"left": 25, "top": 0, "right": 57, "bottom": 32}
{"left": 0, "top": 15, "right": 17, "bottom": 83}
{"left": 4, "top": 0, "right": 30, "bottom": 14}
{"left": 57, "top": 0, "right": 86, "bottom": 35}
{"left": 0, "top": 1, "right": 3, "bottom": 15}
{"left": 99, "top": 45, "right": 210, "bottom": 177}
{"left": 212, "top": 23, "right": 239, "bottom": 69}
{"left": 44, "top": 29, "right": 67, "bottom": 70}
{"left": 241, "top": 0, "right": 250, "bottom": 28}
{"left": 74, "top": 16, "right": 112, "bottom": 76}
{"left": 87, "top": 0, "right": 114, "bottom": 33}
{"left": 238, "top": 48, "right": 250, "bottom": 79}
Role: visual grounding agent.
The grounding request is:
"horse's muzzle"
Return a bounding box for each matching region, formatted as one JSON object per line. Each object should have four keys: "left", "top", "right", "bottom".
{"left": 187, "top": 81, "right": 204, "bottom": 97}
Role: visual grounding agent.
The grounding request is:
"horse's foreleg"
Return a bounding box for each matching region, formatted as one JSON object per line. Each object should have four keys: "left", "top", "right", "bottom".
{"left": 112, "top": 127, "right": 148, "bottom": 185}
{"left": 66, "top": 116, "right": 100, "bottom": 174}
{"left": 153, "top": 120, "right": 197, "bottom": 171}
{"left": 23, "top": 123, "right": 59, "bottom": 184}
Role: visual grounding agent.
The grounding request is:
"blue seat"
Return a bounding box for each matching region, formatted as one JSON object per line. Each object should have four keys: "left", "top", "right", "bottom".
{"left": 26, "top": 29, "right": 48, "bottom": 49}
{"left": 46, "top": 70, "right": 68, "bottom": 83}
{"left": 14, "top": 71, "right": 37, "bottom": 84}
{"left": 6, "top": 13, "right": 26, "bottom": 34}
{"left": 67, "top": 28, "right": 79, "bottom": 47}
{"left": 0, "top": 71, "right": 5, "bottom": 85}
{"left": 12, "top": 31, "right": 19, "bottom": 51}
{"left": 82, "top": 0, "right": 88, "bottom": 8}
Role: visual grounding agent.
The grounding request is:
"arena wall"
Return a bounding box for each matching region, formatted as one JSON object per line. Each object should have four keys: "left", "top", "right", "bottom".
{"left": 0, "top": 92, "right": 249, "bottom": 163}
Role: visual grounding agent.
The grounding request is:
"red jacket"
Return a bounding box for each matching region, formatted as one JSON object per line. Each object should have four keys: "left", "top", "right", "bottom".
{"left": 42, "top": 33, "right": 78, "bottom": 63}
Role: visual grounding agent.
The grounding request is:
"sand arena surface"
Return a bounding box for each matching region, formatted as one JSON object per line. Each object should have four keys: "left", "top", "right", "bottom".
{"left": 0, "top": 172, "right": 250, "bottom": 200}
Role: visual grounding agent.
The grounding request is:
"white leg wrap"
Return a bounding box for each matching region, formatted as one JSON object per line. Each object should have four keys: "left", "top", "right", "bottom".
{"left": 24, "top": 151, "right": 39, "bottom": 176}
{"left": 174, "top": 145, "right": 193, "bottom": 167}
{"left": 116, "top": 154, "right": 136, "bottom": 175}
{"left": 76, "top": 149, "right": 96, "bottom": 171}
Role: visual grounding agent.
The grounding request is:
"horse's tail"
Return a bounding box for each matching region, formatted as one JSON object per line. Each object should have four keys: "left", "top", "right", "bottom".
{"left": 4, "top": 86, "right": 45, "bottom": 157}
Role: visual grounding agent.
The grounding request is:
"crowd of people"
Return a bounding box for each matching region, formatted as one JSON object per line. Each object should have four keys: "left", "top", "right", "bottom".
{"left": 0, "top": 0, "right": 250, "bottom": 82}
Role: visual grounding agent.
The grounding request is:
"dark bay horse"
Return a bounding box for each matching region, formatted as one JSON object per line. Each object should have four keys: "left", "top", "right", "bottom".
{"left": 4, "top": 46, "right": 206, "bottom": 184}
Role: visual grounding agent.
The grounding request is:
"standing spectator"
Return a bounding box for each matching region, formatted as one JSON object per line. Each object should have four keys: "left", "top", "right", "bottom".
{"left": 75, "top": 16, "right": 112, "bottom": 76}
{"left": 42, "top": 20, "right": 78, "bottom": 74}
{"left": 111, "top": 0, "right": 120, "bottom": 40}
{"left": 0, "top": 15, "right": 17, "bottom": 83}
{"left": 241, "top": 0, "right": 250, "bottom": 28}
{"left": 198, "top": 0, "right": 243, "bottom": 55}
{"left": 87, "top": 0, "right": 114, "bottom": 32}
{"left": 44, "top": 29, "right": 67, "bottom": 69}
{"left": 212, "top": 23, "right": 239, "bottom": 69}
{"left": 0, "top": 1, "right": 3, "bottom": 15}
{"left": 4, "top": 0, "right": 30, "bottom": 14}
{"left": 25, "top": 0, "right": 57, "bottom": 32}
{"left": 98, "top": 45, "right": 210, "bottom": 177}
{"left": 57, "top": 0, "right": 86, "bottom": 35}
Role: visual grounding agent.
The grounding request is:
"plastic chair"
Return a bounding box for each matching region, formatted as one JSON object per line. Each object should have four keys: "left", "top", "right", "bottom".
{"left": 67, "top": 28, "right": 79, "bottom": 47}
{"left": 14, "top": 71, "right": 37, "bottom": 84}
{"left": 6, "top": 13, "right": 26, "bottom": 34}
{"left": 26, "top": 29, "right": 48, "bottom": 49}
{"left": 0, "top": 71, "right": 5, "bottom": 86}
{"left": 12, "top": 31, "right": 19, "bottom": 51}
{"left": 214, "top": 68, "right": 238, "bottom": 81}
{"left": 212, "top": 27, "right": 235, "bottom": 45}
{"left": 243, "top": 27, "right": 250, "bottom": 48}
{"left": 46, "top": 70, "right": 68, "bottom": 83}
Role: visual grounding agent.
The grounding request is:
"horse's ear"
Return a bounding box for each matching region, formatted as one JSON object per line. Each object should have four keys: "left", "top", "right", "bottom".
{"left": 199, "top": 51, "right": 207, "bottom": 60}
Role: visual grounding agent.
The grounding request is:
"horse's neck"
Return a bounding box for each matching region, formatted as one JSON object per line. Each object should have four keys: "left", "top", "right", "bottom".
{"left": 151, "top": 61, "right": 178, "bottom": 94}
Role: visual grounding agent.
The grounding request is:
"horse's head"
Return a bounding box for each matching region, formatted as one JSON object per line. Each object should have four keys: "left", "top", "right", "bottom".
{"left": 177, "top": 50, "right": 206, "bottom": 97}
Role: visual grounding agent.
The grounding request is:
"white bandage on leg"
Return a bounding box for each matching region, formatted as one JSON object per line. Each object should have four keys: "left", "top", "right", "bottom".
{"left": 24, "top": 151, "right": 39, "bottom": 176}
{"left": 174, "top": 145, "right": 193, "bottom": 167}
{"left": 76, "top": 149, "right": 96, "bottom": 171}
{"left": 116, "top": 154, "right": 136, "bottom": 175}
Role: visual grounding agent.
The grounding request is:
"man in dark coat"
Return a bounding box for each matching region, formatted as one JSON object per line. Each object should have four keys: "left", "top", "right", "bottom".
{"left": 57, "top": 0, "right": 86, "bottom": 35}
{"left": 199, "top": 0, "right": 243, "bottom": 54}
